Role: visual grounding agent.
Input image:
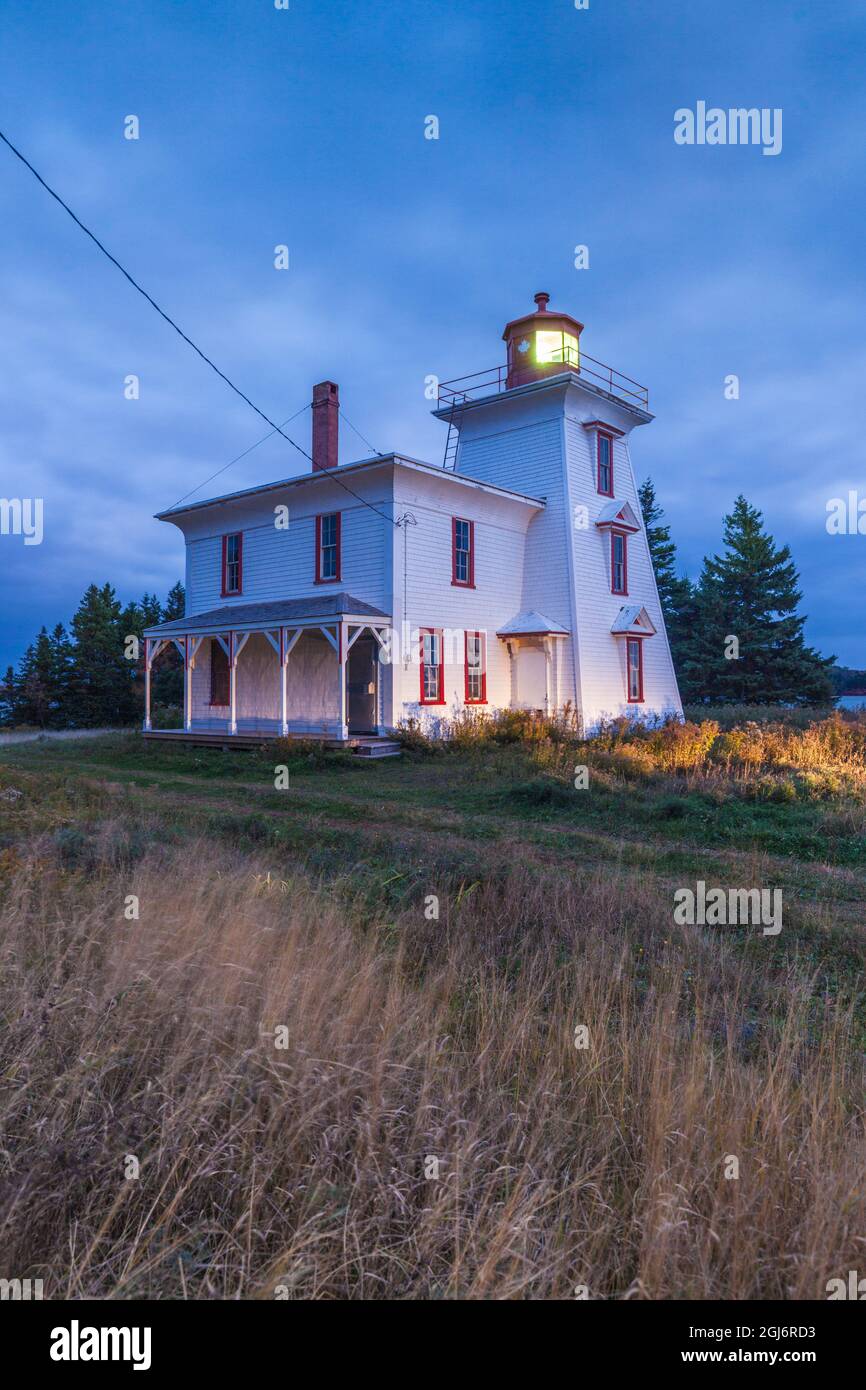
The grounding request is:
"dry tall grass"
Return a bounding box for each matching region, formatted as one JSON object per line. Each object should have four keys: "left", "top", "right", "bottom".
{"left": 1, "top": 828, "right": 864, "bottom": 1299}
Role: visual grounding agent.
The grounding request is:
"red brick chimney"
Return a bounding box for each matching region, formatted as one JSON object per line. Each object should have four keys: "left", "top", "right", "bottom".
{"left": 312, "top": 381, "right": 339, "bottom": 471}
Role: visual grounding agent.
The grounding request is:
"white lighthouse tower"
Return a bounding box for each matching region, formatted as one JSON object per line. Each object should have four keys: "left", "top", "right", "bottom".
{"left": 434, "top": 293, "right": 683, "bottom": 730}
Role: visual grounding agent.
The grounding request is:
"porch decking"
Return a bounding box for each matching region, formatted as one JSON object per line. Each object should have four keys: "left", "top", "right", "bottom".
{"left": 142, "top": 727, "right": 401, "bottom": 756}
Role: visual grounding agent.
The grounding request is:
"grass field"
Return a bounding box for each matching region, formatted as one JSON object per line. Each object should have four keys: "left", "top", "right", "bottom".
{"left": 1, "top": 714, "right": 864, "bottom": 1299}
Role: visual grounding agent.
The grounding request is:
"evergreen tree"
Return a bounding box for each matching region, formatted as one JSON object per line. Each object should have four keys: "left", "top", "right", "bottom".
{"left": 163, "top": 581, "right": 185, "bottom": 621}
{"left": 637, "top": 478, "right": 698, "bottom": 698}
{"left": 68, "top": 583, "right": 137, "bottom": 726}
{"left": 8, "top": 626, "right": 71, "bottom": 727}
{"left": 682, "top": 496, "right": 834, "bottom": 705}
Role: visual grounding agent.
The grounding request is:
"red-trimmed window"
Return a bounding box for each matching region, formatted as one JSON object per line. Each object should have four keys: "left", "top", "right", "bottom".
{"left": 221, "top": 533, "right": 243, "bottom": 596}
{"left": 452, "top": 517, "right": 475, "bottom": 587}
{"left": 626, "top": 637, "right": 644, "bottom": 703}
{"left": 315, "top": 512, "right": 341, "bottom": 582}
{"left": 611, "top": 530, "right": 628, "bottom": 595}
{"left": 210, "top": 639, "right": 230, "bottom": 705}
{"left": 420, "top": 628, "right": 444, "bottom": 705}
{"left": 597, "top": 432, "right": 614, "bottom": 496}
{"left": 464, "top": 630, "right": 487, "bottom": 704}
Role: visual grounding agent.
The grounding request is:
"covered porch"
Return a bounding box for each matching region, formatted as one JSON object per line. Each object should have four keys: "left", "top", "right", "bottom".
{"left": 142, "top": 593, "right": 392, "bottom": 743}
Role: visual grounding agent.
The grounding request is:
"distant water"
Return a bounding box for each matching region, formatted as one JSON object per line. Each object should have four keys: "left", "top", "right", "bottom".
{"left": 837, "top": 695, "right": 866, "bottom": 711}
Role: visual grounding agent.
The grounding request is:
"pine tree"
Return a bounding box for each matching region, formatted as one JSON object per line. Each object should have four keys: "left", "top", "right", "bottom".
{"left": 637, "top": 478, "right": 697, "bottom": 698}
{"left": 163, "top": 582, "right": 185, "bottom": 621}
{"left": 683, "top": 496, "right": 834, "bottom": 705}
{"left": 11, "top": 627, "right": 67, "bottom": 727}
{"left": 68, "top": 583, "right": 137, "bottom": 726}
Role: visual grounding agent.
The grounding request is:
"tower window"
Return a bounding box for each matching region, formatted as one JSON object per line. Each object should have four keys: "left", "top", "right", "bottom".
{"left": 221, "top": 533, "right": 243, "bottom": 596}
{"left": 452, "top": 517, "right": 475, "bottom": 587}
{"left": 611, "top": 530, "right": 628, "bottom": 595}
{"left": 627, "top": 637, "right": 644, "bottom": 703}
{"left": 464, "top": 631, "right": 487, "bottom": 704}
{"left": 316, "top": 512, "right": 341, "bottom": 582}
{"left": 597, "top": 432, "right": 614, "bottom": 495}
{"left": 535, "top": 330, "right": 579, "bottom": 367}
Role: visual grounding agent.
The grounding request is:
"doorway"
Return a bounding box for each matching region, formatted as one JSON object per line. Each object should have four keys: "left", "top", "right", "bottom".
{"left": 515, "top": 645, "right": 547, "bottom": 713}
{"left": 347, "top": 635, "right": 378, "bottom": 733}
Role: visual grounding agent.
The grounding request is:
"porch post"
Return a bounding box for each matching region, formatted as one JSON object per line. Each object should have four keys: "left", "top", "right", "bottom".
{"left": 143, "top": 638, "right": 152, "bottom": 731}
{"left": 543, "top": 637, "right": 552, "bottom": 715}
{"left": 279, "top": 627, "right": 288, "bottom": 736}
{"left": 229, "top": 631, "right": 237, "bottom": 734}
{"left": 184, "top": 636, "right": 194, "bottom": 731}
{"left": 338, "top": 620, "right": 348, "bottom": 740}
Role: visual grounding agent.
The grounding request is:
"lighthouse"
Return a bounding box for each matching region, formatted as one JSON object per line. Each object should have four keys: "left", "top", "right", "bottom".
{"left": 433, "top": 294, "right": 683, "bottom": 731}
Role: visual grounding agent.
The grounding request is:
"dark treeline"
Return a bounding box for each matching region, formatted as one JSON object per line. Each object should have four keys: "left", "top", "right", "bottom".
{"left": 638, "top": 483, "right": 835, "bottom": 705}
{"left": 1, "top": 582, "right": 184, "bottom": 729}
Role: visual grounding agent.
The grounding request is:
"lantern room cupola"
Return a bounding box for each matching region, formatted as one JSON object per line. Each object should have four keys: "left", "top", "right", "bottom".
{"left": 502, "top": 291, "right": 585, "bottom": 389}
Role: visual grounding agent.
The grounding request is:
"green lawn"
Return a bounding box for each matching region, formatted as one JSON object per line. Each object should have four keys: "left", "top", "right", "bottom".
{"left": 1, "top": 730, "right": 863, "bottom": 967}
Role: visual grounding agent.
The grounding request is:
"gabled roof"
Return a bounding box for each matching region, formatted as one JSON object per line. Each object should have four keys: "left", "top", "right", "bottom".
{"left": 610, "top": 605, "right": 657, "bottom": 637}
{"left": 594, "top": 499, "right": 641, "bottom": 532}
{"left": 496, "top": 610, "right": 570, "bottom": 637}
{"left": 156, "top": 454, "right": 545, "bottom": 521}
{"left": 143, "top": 592, "right": 388, "bottom": 637}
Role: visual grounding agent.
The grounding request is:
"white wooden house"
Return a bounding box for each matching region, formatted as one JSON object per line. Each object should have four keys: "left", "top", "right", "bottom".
{"left": 143, "top": 294, "right": 683, "bottom": 745}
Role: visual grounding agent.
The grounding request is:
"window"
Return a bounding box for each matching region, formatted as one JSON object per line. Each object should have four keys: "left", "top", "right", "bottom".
{"left": 221, "top": 533, "right": 242, "bottom": 596}
{"left": 535, "top": 330, "right": 579, "bottom": 367}
{"left": 420, "top": 628, "right": 444, "bottom": 705}
{"left": 627, "top": 637, "right": 644, "bottom": 703}
{"left": 210, "top": 640, "right": 230, "bottom": 706}
{"left": 464, "top": 631, "right": 487, "bottom": 704}
{"left": 611, "top": 530, "right": 628, "bottom": 595}
{"left": 597, "top": 432, "right": 614, "bottom": 496}
{"left": 452, "top": 517, "right": 475, "bottom": 587}
{"left": 316, "top": 512, "right": 341, "bottom": 582}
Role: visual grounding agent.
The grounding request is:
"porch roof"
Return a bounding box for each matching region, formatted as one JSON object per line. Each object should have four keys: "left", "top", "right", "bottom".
{"left": 143, "top": 592, "right": 389, "bottom": 638}
{"left": 496, "top": 609, "right": 570, "bottom": 637}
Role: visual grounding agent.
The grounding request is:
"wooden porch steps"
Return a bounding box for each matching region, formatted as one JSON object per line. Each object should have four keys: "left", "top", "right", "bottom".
{"left": 351, "top": 738, "right": 402, "bottom": 759}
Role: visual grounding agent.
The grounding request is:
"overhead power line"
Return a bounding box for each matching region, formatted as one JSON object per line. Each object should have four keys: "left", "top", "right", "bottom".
{"left": 0, "top": 126, "right": 398, "bottom": 527}
{"left": 169, "top": 404, "right": 311, "bottom": 510}
{"left": 339, "top": 406, "right": 384, "bottom": 458}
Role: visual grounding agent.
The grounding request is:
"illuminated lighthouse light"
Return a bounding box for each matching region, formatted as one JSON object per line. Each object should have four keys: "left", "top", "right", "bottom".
{"left": 535, "top": 329, "right": 579, "bottom": 367}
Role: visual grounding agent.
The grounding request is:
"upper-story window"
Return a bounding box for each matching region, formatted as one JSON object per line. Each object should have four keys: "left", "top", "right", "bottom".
{"left": 221, "top": 533, "right": 243, "bottom": 596}
{"left": 626, "top": 637, "right": 644, "bottom": 703}
{"left": 420, "top": 628, "right": 444, "bottom": 705}
{"left": 464, "top": 631, "right": 487, "bottom": 704}
{"left": 611, "top": 530, "right": 628, "bottom": 596}
{"left": 316, "top": 512, "right": 341, "bottom": 583}
{"left": 452, "top": 517, "right": 475, "bottom": 587}
{"left": 597, "top": 432, "right": 614, "bottom": 496}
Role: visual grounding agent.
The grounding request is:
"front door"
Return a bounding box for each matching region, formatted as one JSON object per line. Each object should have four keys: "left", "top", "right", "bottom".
{"left": 515, "top": 645, "right": 547, "bottom": 713}
{"left": 347, "top": 636, "right": 377, "bottom": 732}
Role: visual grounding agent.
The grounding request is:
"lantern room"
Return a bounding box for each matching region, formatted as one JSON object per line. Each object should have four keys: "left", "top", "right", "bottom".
{"left": 502, "top": 292, "right": 585, "bottom": 389}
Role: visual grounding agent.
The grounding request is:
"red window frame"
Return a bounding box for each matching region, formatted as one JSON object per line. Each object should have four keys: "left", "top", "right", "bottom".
{"left": 315, "top": 512, "right": 341, "bottom": 583}
{"left": 419, "top": 627, "right": 445, "bottom": 705}
{"left": 221, "top": 532, "right": 243, "bottom": 596}
{"left": 464, "top": 630, "right": 487, "bottom": 705}
{"left": 597, "top": 432, "right": 614, "bottom": 496}
{"left": 209, "top": 638, "right": 230, "bottom": 706}
{"left": 451, "top": 517, "right": 475, "bottom": 587}
{"left": 611, "top": 529, "right": 628, "bottom": 595}
{"left": 626, "top": 637, "right": 644, "bottom": 703}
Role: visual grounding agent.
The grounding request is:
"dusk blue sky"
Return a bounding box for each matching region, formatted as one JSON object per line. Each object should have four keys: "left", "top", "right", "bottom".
{"left": 2, "top": 0, "right": 864, "bottom": 671}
